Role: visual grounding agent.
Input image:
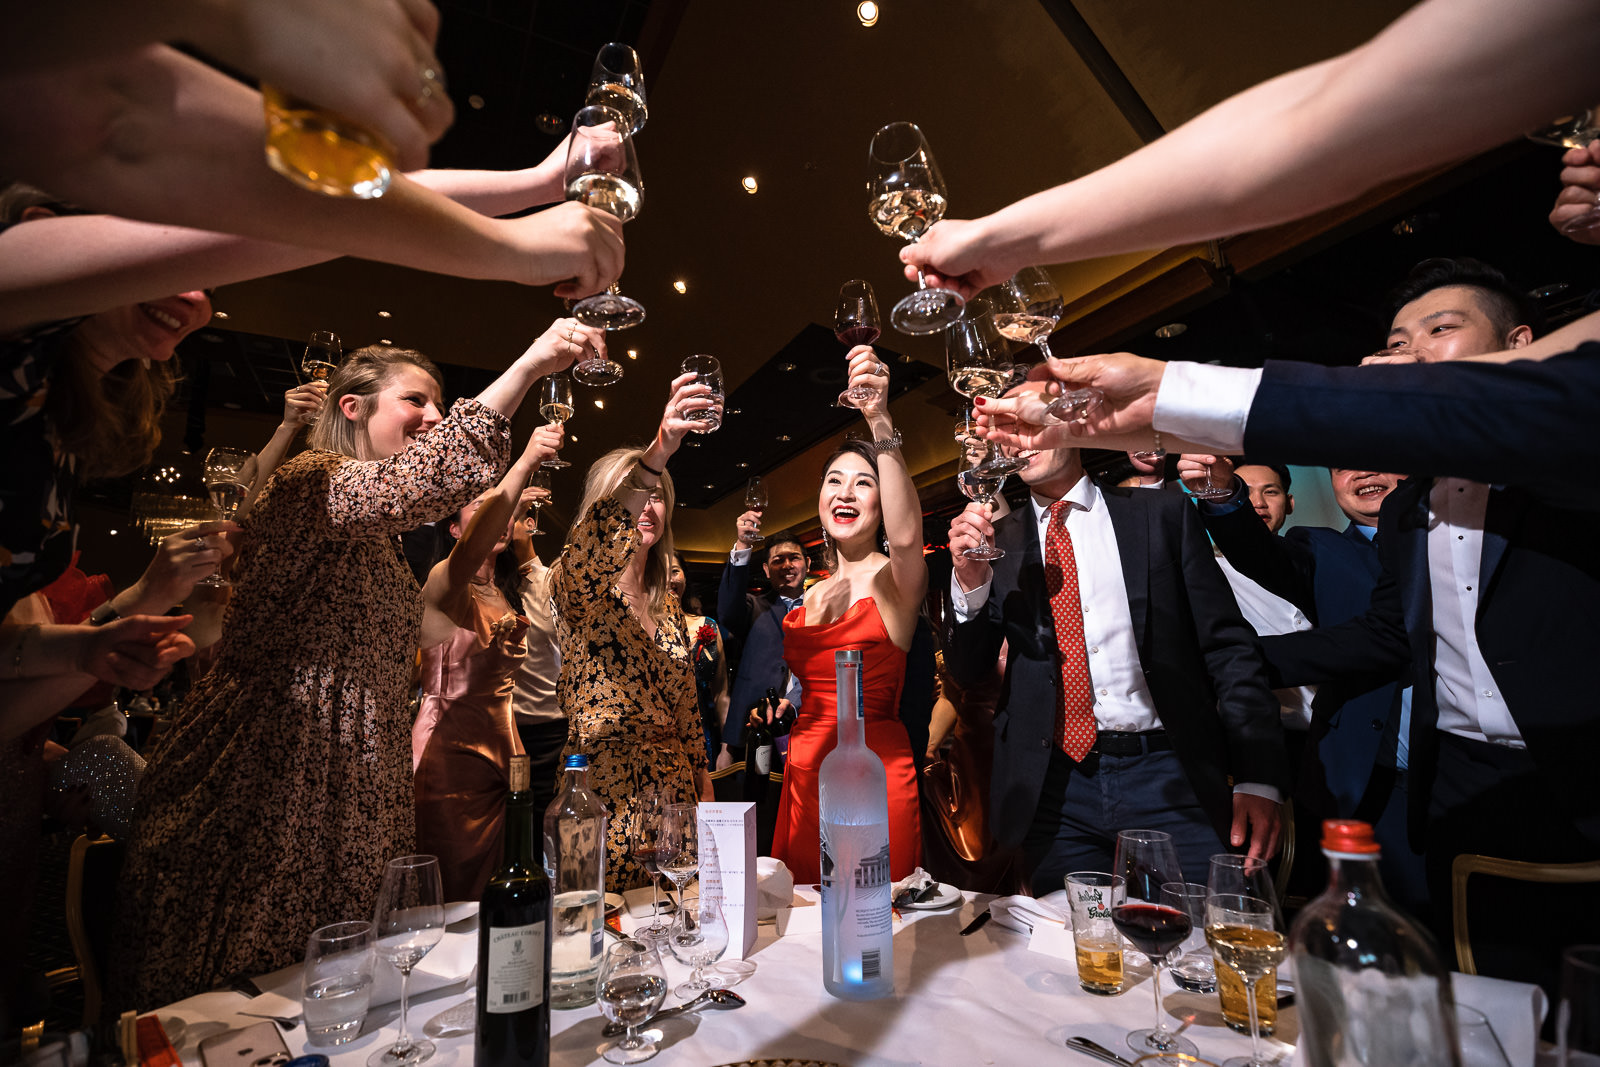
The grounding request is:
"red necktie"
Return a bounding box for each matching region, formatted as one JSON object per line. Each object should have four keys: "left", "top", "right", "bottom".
{"left": 1045, "top": 500, "right": 1097, "bottom": 760}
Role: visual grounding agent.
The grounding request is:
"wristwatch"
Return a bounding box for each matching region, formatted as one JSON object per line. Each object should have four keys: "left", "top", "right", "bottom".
{"left": 88, "top": 602, "right": 121, "bottom": 627}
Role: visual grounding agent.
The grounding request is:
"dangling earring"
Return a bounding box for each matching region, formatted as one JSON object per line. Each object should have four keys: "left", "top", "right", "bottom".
{"left": 879, "top": 528, "right": 890, "bottom": 555}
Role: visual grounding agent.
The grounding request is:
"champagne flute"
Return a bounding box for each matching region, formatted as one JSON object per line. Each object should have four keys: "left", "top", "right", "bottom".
{"left": 668, "top": 892, "right": 730, "bottom": 999}
{"left": 300, "top": 330, "right": 342, "bottom": 425}
{"left": 834, "top": 280, "right": 884, "bottom": 403}
{"left": 1206, "top": 855, "right": 1286, "bottom": 1067}
{"left": 991, "top": 267, "right": 1066, "bottom": 361}
{"left": 743, "top": 477, "right": 768, "bottom": 545}
{"left": 629, "top": 793, "right": 671, "bottom": 944}
{"left": 596, "top": 939, "right": 668, "bottom": 1064}
{"left": 1528, "top": 110, "right": 1600, "bottom": 236}
{"left": 945, "top": 310, "right": 1025, "bottom": 476}
{"left": 956, "top": 458, "right": 1007, "bottom": 561}
{"left": 656, "top": 803, "right": 699, "bottom": 931}
{"left": 196, "top": 447, "right": 254, "bottom": 588}
{"left": 680, "top": 356, "right": 724, "bottom": 433}
{"left": 537, "top": 375, "right": 574, "bottom": 469}
{"left": 585, "top": 43, "right": 648, "bottom": 136}
{"left": 525, "top": 469, "right": 551, "bottom": 534}
{"left": 1113, "top": 830, "right": 1198, "bottom": 1058}
{"left": 867, "top": 122, "right": 964, "bottom": 334}
{"left": 566, "top": 104, "right": 646, "bottom": 346}
{"left": 369, "top": 855, "right": 446, "bottom": 1067}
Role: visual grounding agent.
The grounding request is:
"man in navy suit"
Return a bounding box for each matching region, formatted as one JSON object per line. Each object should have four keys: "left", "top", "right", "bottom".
{"left": 717, "top": 521, "right": 808, "bottom": 753}
{"left": 946, "top": 430, "right": 1287, "bottom": 895}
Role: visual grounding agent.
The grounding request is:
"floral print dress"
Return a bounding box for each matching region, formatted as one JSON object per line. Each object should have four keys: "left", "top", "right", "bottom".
{"left": 111, "top": 399, "right": 510, "bottom": 1009}
{"left": 551, "top": 498, "right": 704, "bottom": 893}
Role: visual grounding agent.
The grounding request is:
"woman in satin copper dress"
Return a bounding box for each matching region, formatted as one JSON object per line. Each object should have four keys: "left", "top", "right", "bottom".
{"left": 414, "top": 425, "right": 565, "bottom": 901}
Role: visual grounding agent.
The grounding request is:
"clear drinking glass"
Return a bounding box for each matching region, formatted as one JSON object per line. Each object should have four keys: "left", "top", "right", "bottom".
{"left": 303, "top": 920, "right": 376, "bottom": 1046}
{"left": 1558, "top": 945, "right": 1600, "bottom": 1065}
{"left": 991, "top": 267, "right": 1066, "bottom": 360}
{"left": 1161, "top": 882, "right": 1217, "bottom": 993}
{"left": 656, "top": 803, "right": 699, "bottom": 930}
{"left": 956, "top": 458, "right": 1007, "bottom": 561}
{"left": 537, "top": 375, "right": 574, "bottom": 469}
{"left": 566, "top": 104, "right": 646, "bottom": 343}
{"left": 1186, "top": 457, "right": 1235, "bottom": 501}
{"left": 742, "top": 477, "right": 769, "bottom": 545}
{"left": 945, "top": 310, "right": 1025, "bottom": 477}
{"left": 584, "top": 43, "right": 648, "bottom": 136}
{"left": 369, "top": 855, "right": 445, "bottom": 1067}
{"left": 834, "top": 280, "right": 884, "bottom": 403}
{"left": 630, "top": 793, "right": 671, "bottom": 945}
{"left": 596, "top": 939, "right": 668, "bottom": 1064}
{"left": 1528, "top": 111, "right": 1600, "bottom": 236}
{"left": 299, "top": 330, "right": 342, "bottom": 424}
{"left": 1113, "top": 830, "right": 1197, "bottom": 1058}
{"left": 867, "top": 122, "right": 964, "bottom": 335}
{"left": 668, "top": 893, "right": 729, "bottom": 999}
{"left": 680, "top": 356, "right": 724, "bottom": 433}
{"left": 196, "top": 447, "right": 254, "bottom": 588}
{"left": 525, "top": 469, "right": 551, "bottom": 534}
{"left": 1066, "top": 872, "right": 1126, "bottom": 995}
{"left": 1205, "top": 855, "right": 1286, "bottom": 1067}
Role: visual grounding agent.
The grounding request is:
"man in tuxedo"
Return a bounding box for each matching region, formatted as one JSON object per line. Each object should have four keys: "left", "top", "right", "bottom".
{"left": 946, "top": 431, "right": 1287, "bottom": 895}
{"left": 717, "top": 522, "right": 808, "bottom": 752}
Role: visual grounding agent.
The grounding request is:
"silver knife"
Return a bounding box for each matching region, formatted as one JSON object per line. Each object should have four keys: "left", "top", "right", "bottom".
{"left": 1066, "top": 1036, "right": 1137, "bottom": 1067}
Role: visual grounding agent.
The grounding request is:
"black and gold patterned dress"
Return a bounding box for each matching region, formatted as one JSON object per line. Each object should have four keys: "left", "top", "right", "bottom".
{"left": 111, "top": 399, "right": 510, "bottom": 1009}
{"left": 551, "top": 498, "right": 703, "bottom": 893}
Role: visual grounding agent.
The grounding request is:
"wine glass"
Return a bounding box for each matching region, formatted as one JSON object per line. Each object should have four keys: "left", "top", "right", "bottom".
{"left": 945, "top": 310, "right": 1025, "bottom": 476}
{"left": 1528, "top": 110, "right": 1600, "bottom": 236}
{"left": 1186, "top": 457, "right": 1234, "bottom": 501}
{"left": 630, "top": 793, "right": 671, "bottom": 945}
{"left": 1557, "top": 945, "right": 1600, "bottom": 1065}
{"left": 263, "top": 89, "right": 394, "bottom": 199}
{"left": 742, "top": 477, "right": 768, "bottom": 546}
{"left": 680, "top": 356, "right": 724, "bottom": 433}
{"left": 867, "top": 122, "right": 964, "bottom": 335}
{"left": 834, "top": 279, "right": 884, "bottom": 403}
{"left": 954, "top": 407, "right": 977, "bottom": 443}
{"left": 525, "top": 469, "right": 551, "bottom": 534}
{"left": 991, "top": 267, "right": 1066, "bottom": 361}
{"left": 566, "top": 104, "right": 646, "bottom": 344}
{"left": 195, "top": 447, "right": 254, "bottom": 588}
{"left": 369, "top": 855, "right": 446, "bottom": 1067}
{"left": 956, "top": 458, "right": 1006, "bottom": 561}
{"left": 1205, "top": 855, "right": 1285, "bottom": 1067}
{"left": 1160, "top": 882, "right": 1217, "bottom": 994}
{"left": 668, "top": 892, "right": 729, "bottom": 999}
{"left": 299, "top": 330, "right": 342, "bottom": 424}
{"left": 656, "top": 802, "right": 699, "bottom": 930}
{"left": 1113, "top": 830, "right": 1197, "bottom": 1058}
{"left": 596, "top": 939, "right": 668, "bottom": 1064}
{"left": 537, "top": 374, "right": 574, "bottom": 469}
{"left": 585, "top": 43, "right": 648, "bottom": 136}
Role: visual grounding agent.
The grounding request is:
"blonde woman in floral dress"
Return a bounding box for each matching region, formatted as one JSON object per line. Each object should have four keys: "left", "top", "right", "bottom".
{"left": 550, "top": 373, "right": 720, "bottom": 893}
{"left": 112, "top": 318, "right": 603, "bottom": 1009}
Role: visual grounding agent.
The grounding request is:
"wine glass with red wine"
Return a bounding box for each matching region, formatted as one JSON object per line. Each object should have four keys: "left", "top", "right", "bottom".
{"left": 1113, "top": 829, "right": 1198, "bottom": 1058}
{"left": 834, "top": 280, "right": 883, "bottom": 404}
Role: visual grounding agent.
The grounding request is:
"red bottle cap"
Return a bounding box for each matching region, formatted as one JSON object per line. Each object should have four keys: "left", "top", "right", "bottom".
{"left": 1321, "top": 819, "right": 1381, "bottom": 853}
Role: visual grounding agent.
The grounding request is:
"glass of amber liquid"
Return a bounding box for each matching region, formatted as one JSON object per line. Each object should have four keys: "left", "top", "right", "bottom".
{"left": 1217, "top": 966, "right": 1276, "bottom": 1035}
{"left": 1066, "top": 872, "right": 1126, "bottom": 995}
{"left": 263, "top": 86, "right": 396, "bottom": 199}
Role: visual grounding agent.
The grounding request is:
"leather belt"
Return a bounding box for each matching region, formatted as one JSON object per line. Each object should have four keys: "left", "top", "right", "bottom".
{"left": 1087, "top": 730, "right": 1170, "bottom": 758}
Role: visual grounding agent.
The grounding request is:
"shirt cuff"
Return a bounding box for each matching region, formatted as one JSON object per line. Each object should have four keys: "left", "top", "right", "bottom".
{"left": 729, "top": 546, "right": 753, "bottom": 566}
{"left": 950, "top": 570, "right": 991, "bottom": 623}
{"left": 1152, "top": 363, "right": 1262, "bottom": 453}
{"left": 1232, "top": 782, "right": 1282, "bottom": 804}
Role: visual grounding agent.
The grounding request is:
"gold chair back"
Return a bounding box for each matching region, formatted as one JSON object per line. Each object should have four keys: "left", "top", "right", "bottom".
{"left": 1450, "top": 854, "right": 1600, "bottom": 975}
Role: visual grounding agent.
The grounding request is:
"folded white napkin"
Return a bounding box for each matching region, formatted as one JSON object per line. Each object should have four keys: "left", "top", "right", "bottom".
{"left": 756, "top": 856, "right": 795, "bottom": 920}
{"left": 988, "top": 891, "right": 1067, "bottom": 934}
{"left": 1452, "top": 970, "right": 1548, "bottom": 1067}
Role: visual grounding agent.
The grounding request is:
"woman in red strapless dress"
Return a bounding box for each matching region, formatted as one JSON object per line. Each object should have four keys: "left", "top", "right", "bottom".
{"left": 767, "top": 347, "right": 927, "bottom": 884}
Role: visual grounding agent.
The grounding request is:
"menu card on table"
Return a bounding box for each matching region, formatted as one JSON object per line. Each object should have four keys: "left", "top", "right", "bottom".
{"left": 697, "top": 801, "right": 757, "bottom": 959}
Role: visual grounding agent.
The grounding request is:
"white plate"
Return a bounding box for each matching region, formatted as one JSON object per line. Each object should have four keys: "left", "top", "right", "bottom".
{"left": 900, "top": 883, "right": 962, "bottom": 910}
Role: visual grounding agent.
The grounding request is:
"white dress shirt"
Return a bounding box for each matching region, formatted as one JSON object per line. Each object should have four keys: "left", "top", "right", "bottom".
{"left": 1214, "top": 555, "right": 1317, "bottom": 730}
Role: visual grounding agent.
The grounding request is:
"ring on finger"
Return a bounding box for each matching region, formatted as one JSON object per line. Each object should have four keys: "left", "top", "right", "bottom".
{"left": 414, "top": 66, "right": 443, "bottom": 111}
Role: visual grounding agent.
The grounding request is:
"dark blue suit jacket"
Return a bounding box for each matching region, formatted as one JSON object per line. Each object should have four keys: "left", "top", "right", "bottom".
{"left": 717, "top": 556, "right": 788, "bottom": 748}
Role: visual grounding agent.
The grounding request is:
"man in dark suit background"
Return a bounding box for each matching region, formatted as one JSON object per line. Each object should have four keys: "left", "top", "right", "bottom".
{"left": 945, "top": 428, "right": 1287, "bottom": 894}
{"left": 717, "top": 519, "right": 808, "bottom": 753}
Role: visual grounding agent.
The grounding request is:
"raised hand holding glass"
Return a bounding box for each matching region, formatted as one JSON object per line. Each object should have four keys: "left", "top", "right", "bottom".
{"left": 867, "top": 122, "right": 964, "bottom": 334}
{"left": 585, "top": 43, "right": 648, "bottom": 136}
{"left": 565, "top": 105, "right": 645, "bottom": 349}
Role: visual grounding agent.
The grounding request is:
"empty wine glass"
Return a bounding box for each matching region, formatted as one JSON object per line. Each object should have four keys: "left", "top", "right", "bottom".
{"left": 630, "top": 793, "right": 671, "bottom": 945}
{"left": 1160, "top": 882, "right": 1217, "bottom": 994}
{"left": 945, "top": 311, "right": 1025, "bottom": 477}
{"left": 1113, "top": 830, "right": 1197, "bottom": 1058}
{"left": 537, "top": 375, "right": 574, "bottom": 469}
{"left": 656, "top": 803, "right": 699, "bottom": 931}
{"left": 299, "top": 330, "right": 342, "bottom": 424}
{"left": 1528, "top": 110, "right": 1600, "bottom": 236}
{"left": 1186, "top": 456, "right": 1234, "bottom": 501}
{"left": 834, "top": 279, "right": 884, "bottom": 402}
{"left": 743, "top": 477, "right": 768, "bottom": 545}
{"left": 669, "top": 893, "right": 730, "bottom": 999}
{"left": 1206, "top": 855, "right": 1285, "bottom": 1067}
{"left": 596, "top": 939, "right": 668, "bottom": 1064}
{"left": 196, "top": 447, "right": 253, "bottom": 588}
{"left": 566, "top": 104, "right": 645, "bottom": 346}
{"left": 525, "top": 469, "right": 551, "bottom": 534}
{"left": 369, "top": 855, "right": 446, "bottom": 1067}
{"left": 584, "top": 43, "right": 648, "bottom": 136}
{"left": 956, "top": 458, "right": 1007, "bottom": 561}
{"left": 991, "top": 267, "right": 1066, "bottom": 361}
{"left": 680, "top": 356, "right": 724, "bottom": 433}
{"left": 867, "top": 122, "right": 964, "bottom": 335}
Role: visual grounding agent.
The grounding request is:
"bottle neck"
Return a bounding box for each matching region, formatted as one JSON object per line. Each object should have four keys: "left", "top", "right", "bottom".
{"left": 502, "top": 789, "right": 537, "bottom": 872}
{"left": 835, "top": 663, "right": 864, "bottom": 748}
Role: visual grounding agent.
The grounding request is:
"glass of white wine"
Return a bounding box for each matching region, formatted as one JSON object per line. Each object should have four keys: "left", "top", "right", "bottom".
{"left": 300, "top": 330, "right": 342, "bottom": 425}
{"left": 196, "top": 446, "right": 254, "bottom": 588}
{"left": 1206, "top": 855, "right": 1286, "bottom": 1067}
{"left": 1528, "top": 109, "right": 1600, "bottom": 236}
{"left": 538, "top": 374, "right": 574, "bottom": 469}
{"left": 566, "top": 104, "right": 645, "bottom": 352}
{"left": 584, "top": 43, "right": 648, "bottom": 136}
{"left": 526, "top": 469, "right": 551, "bottom": 534}
{"left": 992, "top": 267, "right": 1066, "bottom": 361}
{"left": 945, "top": 311, "right": 1025, "bottom": 476}
{"left": 956, "top": 457, "right": 1007, "bottom": 561}
{"left": 743, "top": 477, "right": 768, "bottom": 545}
{"left": 867, "top": 122, "right": 964, "bottom": 335}
{"left": 680, "top": 355, "right": 724, "bottom": 433}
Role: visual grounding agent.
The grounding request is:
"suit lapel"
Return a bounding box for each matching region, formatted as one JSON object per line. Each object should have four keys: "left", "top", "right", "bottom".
{"left": 1390, "top": 479, "right": 1434, "bottom": 639}
{"left": 1479, "top": 488, "right": 1523, "bottom": 597}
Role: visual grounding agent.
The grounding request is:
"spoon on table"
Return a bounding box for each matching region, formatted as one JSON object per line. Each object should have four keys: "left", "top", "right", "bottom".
{"left": 600, "top": 988, "right": 745, "bottom": 1037}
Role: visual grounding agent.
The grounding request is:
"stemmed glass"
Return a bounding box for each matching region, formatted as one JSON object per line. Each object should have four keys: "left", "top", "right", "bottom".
{"left": 742, "top": 477, "right": 768, "bottom": 545}
{"left": 1112, "top": 830, "right": 1197, "bottom": 1058}
{"left": 566, "top": 104, "right": 646, "bottom": 347}
{"left": 956, "top": 457, "right": 1007, "bottom": 561}
{"left": 1205, "top": 855, "right": 1286, "bottom": 1067}
{"left": 629, "top": 792, "right": 671, "bottom": 945}
{"left": 1528, "top": 110, "right": 1600, "bottom": 236}
{"left": 299, "top": 330, "right": 342, "bottom": 424}
{"left": 369, "top": 855, "right": 446, "bottom": 1067}
{"left": 680, "top": 356, "right": 724, "bottom": 433}
{"left": 1161, "top": 882, "right": 1217, "bottom": 993}
{"left": 196, "top": 447, "right": 254, "bottom": 588}
{"left": 656, "top": 803, "right": 699, "bottom": 930}
{"left": 669, "top": 893, "right": 730, "bottom": 999}
{"left": 584, "top": 43, "right": 648, "bottom": 136}
{"left": 991, "top": 267, "right": 1066, "bottom": 362}
{"left": 596, "top": 939, "right": 668, "bottom": 1064}
{"left": 525, "top": 469, "right": 551, "bottom": 534}
{"left": 945, "top": 311, "right": 1024, "bottom": 476}
{"left": 867, "top": 122, "right": 964, "bottom": 335}
{"left": 834, "top": 280, "right": 884, "bottom": 403}
{"left": 537, "top": 374, "right": 573, "bottom": 469}
{"left": 1185, "top": 457, "right": 1234, "bottom": 501}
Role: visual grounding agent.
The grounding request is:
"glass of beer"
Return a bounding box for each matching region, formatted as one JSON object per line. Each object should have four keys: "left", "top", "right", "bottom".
{"left": 263, "top": 87, "right": 397, "bottom": 199}
{"left": 1066, "top": 871, "right": 1126, "bottom": 995}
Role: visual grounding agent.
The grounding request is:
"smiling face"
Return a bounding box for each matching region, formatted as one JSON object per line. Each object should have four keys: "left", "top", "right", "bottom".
{"left": 668, "top": 560, "right": 686, "bottom": 597}
{"left": 73, "top": 290, "right": 213, "bottom": 372}
{"left": 1329, "top": 468, "right": 1402, "bottom": 526}
{"left": 763, "top": 540, "right": 808, "bottom": 598}
{"left": 1235, "top": 464, "right": 1293, "bottom": 534}
{"left": 1385, "top": 285, "right": 1530, "bottom": 363}
{"left": 346, "top": 364, "right": 444, "bottom": 460}
{"left": 819, "top": 450, "right": 882, "bottom": 549}
{"left": 635, "top": 487, "right": 666, "bottom": 548}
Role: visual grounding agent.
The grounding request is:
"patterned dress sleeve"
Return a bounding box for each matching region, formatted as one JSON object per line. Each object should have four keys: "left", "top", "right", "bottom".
{"left": 550, "top": 496, "right": 638, "bottom": 624}
{"left": 322, "top": 398, "right": 511, "bottom": 537}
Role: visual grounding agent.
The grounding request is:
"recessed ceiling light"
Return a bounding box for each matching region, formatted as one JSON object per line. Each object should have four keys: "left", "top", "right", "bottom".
{"left": 379, "top": 338, "right": 392, "bottom": 344}
{"left": 109, "top": 529, "right": 118, "bottom": 536}
{"left": 702, "top": 483, "right": 714, "bottom": 489}
{"left": 1153, "top": 323, "right": 1187, "bottom": 339}
{"left": 213, "top": 311, "right": 229, "bottom": 320}
{"left": 858, "top": 0, "right": 880, "bottom": 26}
{"left": 741, "top": 176, "right": 758, "bottom": 194}
{"left": 569, "top": 434, "right": 578, "bottom": 442}
{"left": 468, "top": 95, "right": 486, "bottom": 110}
{"left": 777, "top": 434, "right": 792, "bottom": 442}
{"left": 627, "top": 349, "right": 638, "bottom": 360}
{"left": 736, "top": 461, "right": 749, "bottom": 469}
{"left": 673, "top": 280, "right": 687, "bottom": 294}
{"left": 534, "top": 112, "right": 564, "bottom": 136}
{"left": 594, "top": 398, "right": 604, "bottom": 409}
{"left": 777, "top": 362, "right": 796, "bottom": 372}
{"left": 377, "top": 310, "right": 392, "bottom": 318}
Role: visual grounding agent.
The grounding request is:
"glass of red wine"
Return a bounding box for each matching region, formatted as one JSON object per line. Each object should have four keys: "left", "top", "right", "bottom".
{"left": 834, "top": 280, "right": 883, "bottom": 404}
{"left": 1113, "top": 829, "right": 1198, "bottom": 1058}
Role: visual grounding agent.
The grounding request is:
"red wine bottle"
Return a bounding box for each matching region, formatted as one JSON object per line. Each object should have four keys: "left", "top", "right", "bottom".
{"left": 475, "top": 755, "right": 551, "bottom": 1067}
{"left": 744, "top": 695, "right": 775, "bottom": 803}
